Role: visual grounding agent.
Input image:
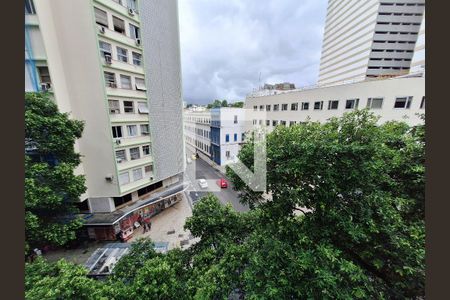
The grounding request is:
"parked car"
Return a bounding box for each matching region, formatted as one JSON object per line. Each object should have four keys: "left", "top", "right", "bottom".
{"left": 198, "top": 179, "right": 208, "bottom": 189}
{"left": 217, "top": 178, "right": 228, "bottom": 188}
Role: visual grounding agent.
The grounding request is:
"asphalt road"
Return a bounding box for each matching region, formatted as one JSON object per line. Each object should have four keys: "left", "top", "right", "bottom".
{"left": 184, "top": 150, "right": 249, "bottom": 212}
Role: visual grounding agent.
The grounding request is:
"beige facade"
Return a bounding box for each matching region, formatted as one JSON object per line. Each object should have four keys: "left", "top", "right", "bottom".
{"left": 245, "top": 76, "right": 425, "bottom": 132}
{"left": 25, "top": 0, "right": 184, "bottom": 214}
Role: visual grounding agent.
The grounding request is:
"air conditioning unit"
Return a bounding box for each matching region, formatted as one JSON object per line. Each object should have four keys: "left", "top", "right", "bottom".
{"left": 116, "top": 158, "right": 123, "bottom": 163}
{"left": 99, "top": 26, "right": 106, "bottom": 34}
{"left": 128, "top": 8, "right": 135, "bottom": 16}
{"left": 135, "top": 38, "right": 141, "bottom": 46}
{"left": 108, "top": 82, "right": 117, "bottom": 88}
{"left": 105, "top": 174, "right": 114, "bottom": 182}
{"left": 104, "top": 54, "right": 112, "bottom": 64}
{"left": 115, "top": 139, "right": 121, "bottom": 145}
{"left": 142, "top": 131, "right": 149, "bottom": 135}
{"left": 41, "top": 82, "right": 51, "bottom": 91}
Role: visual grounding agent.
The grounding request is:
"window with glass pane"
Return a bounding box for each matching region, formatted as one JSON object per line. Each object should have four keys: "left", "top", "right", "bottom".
{"left": 394, "top": 96, "right": 412, "bottom": 109}
{"left": 142, "top": 145, "right": 150, "bottom": 155}
{"left": 127, "top": 0, "right": 137, "bottom": 11}
{"left": 119, "top": 172, "right": 130, "bottom": 185}
{"left": 133, "top": 168, "right": 143, "bottom": 181}
{"left": 135, "top": 78, "right": 146, "bottom": 90}
{"left": 117, "top": 47, "right": 128, "bottom": 62}
{"left": 140, "top": 124, "right": 149, "bottom": 135}
{"left": 345, "top": 99, "right": 359, "bottom": 109}
{"left": 145, "top": 165, "right": 153, "bottom": 175}
{"left": 94, "top": 7, "right": 108, "bottom": 27}
{"left": 301, "top": 102, "right": 309, "bottom": 110}
{"left": 104, "top": 72, "right": 116, "bottom": 86}
{"left": 291, "top": 103, "right": 298, "bottom": 111}
{"left": 420, "top": 96, "right": 425, "bottom": 109}
{"left": 234, "top": 115, "right": 238, "bottom": 124}
{"left": 130, "top": 147, "right": 140, "bottom": 160}
{"left": 112, "top": 126, "right": 122, "bottom": 138}
{"left": 259, "top": 105, "right": 264, "bottom": 111}
{"left": 37, "top": 67, "right": 51, "bottom": 84}
{"left": 281, "top": 104, "right": 288, "bottom": 111}
{"left": 314, "top": 101, "right": 323, "bottom": 110}
{"left": 115, "top": 150, "right": 126, "bottom": 162}
{"left": 328, "top": 100, "right": 339, "bottom": 110}
{"left": 123, "top": 101, "right": 134, "bottom": 113}
{"left": 367, "top": 98, "right": 383, "bottom": 109}
{"left": 120, "top": 75, "right": 132, "bottom": 89}
{"left": 25, "top": 0, "right": 36, "bottom": 14}
{"left": 113, "top": 16, "right": 125, "bottom": 34}
{"left": 132, "top": 52, "right": 142, "bottom": 66}
{"left": 272, "top": 120, "right": 278, "bottom": 126}
{"left": 129, "top": 24, "right": 140, "bottom": 39}
{"left": 138, "top": 102, "right": 149, "bottom": 114}
{"left": 266, "top": 120, "right": 270, "bottom": 126}
{"left": 253, "top": 106, "right": 257, "bottom": 111}
{"left": 99, "top": 41, "right": 112, "bottom": 58}
{"left": 127, "top": 125, "right": 137, "bottom": 137}
{"left": 266, "top": 105, "right": 271, "bottom": 111}
{"left": 225, "top": 134, "right": 229, "bottom": 142}
{"left": 273, "top": 104, "right": 279, "bottom": 111}
{"left": 109, "top": 100, "right": 120, "bottom": 114}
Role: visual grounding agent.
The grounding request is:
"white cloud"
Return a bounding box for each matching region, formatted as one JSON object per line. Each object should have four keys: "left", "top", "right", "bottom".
{"left": 178, "top": 0, "right": 328, "bottom": 104}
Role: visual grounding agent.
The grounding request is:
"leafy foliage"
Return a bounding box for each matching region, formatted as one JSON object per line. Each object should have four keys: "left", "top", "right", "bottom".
{"left": 25, "top": 110, "right": 424, "bottom": 299}
{"left": 25, "top": 92, "right": 86, "bottom": 253}
{"left": 206, "top": 99, "right": 229, "bottom": 109}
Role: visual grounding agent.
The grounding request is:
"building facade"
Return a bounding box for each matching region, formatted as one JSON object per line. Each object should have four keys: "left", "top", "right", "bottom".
{"left": 25, "top": 0, "right": 185, "bottom": 240}
{"left": 184, "top": 108, "right": 247, "bottom": 167}
{"left": 318, "top": 0, "right": 425, "bottom": 86}
{"left": 245, "top": 76, "right": 425, "bottom": 131}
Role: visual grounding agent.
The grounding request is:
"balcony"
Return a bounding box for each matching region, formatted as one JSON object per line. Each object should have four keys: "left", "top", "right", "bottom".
{"left": 116, "top": 155, "right": 153, "bottom": 172}
{"left": 94, "top": 0, "right": 140, "bottom": 22}
{"left": 97, "top": 25, "right": 141, "bottom": 50}
{"left": 102, "top": 56, "right": 144, "bottom": 75}
{"left": 105, "top": 86, "right": 147, "bottom": 99}
{"left": 114, "top": 135, "right": 152, "bottom": 148}
{"left": 109, "top": 112, "right": 149, "bottom": 123}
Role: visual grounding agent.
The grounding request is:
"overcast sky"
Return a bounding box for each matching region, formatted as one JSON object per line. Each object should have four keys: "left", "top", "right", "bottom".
{"left": 178, "top": 0, "right": 328, "bottom": 105}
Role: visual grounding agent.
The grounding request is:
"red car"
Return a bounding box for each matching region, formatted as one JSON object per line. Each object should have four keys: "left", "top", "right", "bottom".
{"left": 217, "top": 178, "right": 228, "bottom": 188}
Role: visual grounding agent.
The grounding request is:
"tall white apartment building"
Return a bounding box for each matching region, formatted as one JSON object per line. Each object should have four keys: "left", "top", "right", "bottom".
{"left": 410, "top": 16, "right": 425, "bottom": 73}
{"left": 245, "top": 76, "right": 425, "bottom": 132}
{"left": 318, "top": 0, "right": 425, "bottom": 86}
{"left": 25, "top": 0, "right": 185, "bottom": 241}
{"left": 184, "top": 108, "right": 247, "bottom": 168}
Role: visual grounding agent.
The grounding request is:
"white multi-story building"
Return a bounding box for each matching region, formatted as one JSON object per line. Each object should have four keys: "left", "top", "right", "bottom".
{"left": 410, "top": 15, "right": 425, "bottom": 73}
{"left": 318, "top": 0, "right": 425, "bottom": 86}
{"left": 25, "top": 0, "right": 185, "bottom": 241}
{"left": 184, "top": 108, "right": 247, "bottom": 167}
{"left": 245, "top": 76, "right": 425, "bottom": 131}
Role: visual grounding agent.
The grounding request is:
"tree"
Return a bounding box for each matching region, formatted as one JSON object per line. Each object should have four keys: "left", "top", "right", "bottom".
{"left": 221, "top": 99, "right": 228, "bottom": 107}
{"left": 25, "top": 92, "right": 86, "bottom": 253}
{"left": 230, "top": 101, "right": 244, "bottom": 108}
{"left": 206, "top": 99, "right": 228, "bottom": 109}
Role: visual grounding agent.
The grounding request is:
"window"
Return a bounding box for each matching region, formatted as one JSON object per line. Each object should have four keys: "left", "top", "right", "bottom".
{"left": 289, "top": 121, "right": 296, "bottom": 126}
{"left": 112, "top": 126, "right": 122, "bottom": 138}
{"left": 116, "top": 150, "right": 126, "bottom": 162}
{"left": 234, "top": 115, "right": 238, "bottom": 124}
{"left": 145, "top": 165, "right": 153, "bottom": 175}
{"left": 266, "top": 120, "right": 270, "bottom": 126}
{"left": 225, "top": 134, "right": 230, "bottom": 142}
{"left": 259, "top": 105, "right": 264, "bottom": 111}
{"left": 272, "top": 120, "right": 278, "bottom": 126}
{"left": 258, "top": 120, "right": 262, "bottom": 125}
{"left": 104, "top": 72, "right": 116, "bottom": 87}
{"left": 345, "top": 99, "right": 359, "bottom": 109}
{"left": 138, "top": 102, "right": 149, "bottom": 114}
{"left": 94, "top": 7, "right": 108, "bottom": 27}
{"left": 120, "top": 75, "right": 132, "bottom": 89}
{"left": 242, "top": 133, "right": 245, "bottom": 141}
{"left": 234, "top": 133, "right": 238, "bottom": 141}
{"left": 130, "top": 147, "right": 140, "bottom": 160}
{"left": 109, "top": 100, "right": 120, "bottom": 114}
{"left": 25, "top": 0, "right": 36, "bottom": 14}
{"left": 291, "top": 103, "right": 298, "bottom": 111}
{"left": 253, "top": 106, "right": 257, "bottom": 111}
{"left": 135, "top": 78, "right": 146, "bottom": 91}
{"left": 280, "top": 120, "right": 286, "bottom": 126}
{"left": 140, "top": 124, "right": 149, "bottom": 135}
{"left": 314, "top": 101, "right": 323, "bottom": 110}
{"left": 118, "top": 172, "right": 130, "bottom": 185}
{"left": 133, "top": 168, "right": 143, "bottom": 181}
{"left": 266, "top": 105, "right": 271, "bottom": 111}
{"left": 367, "top": 98, "right": 383, "bottom": 109}
{"left": 281, "top": 104, "right": 288, "bottom": 111}
{"left": 132, "top": 52, "right": 142, "bottom": 66}
{"left": 328, "top": 100, "right": 339, "bottom": 110}
{"left": 123, "top": 101, "right": 134, "bottom": 113}
{"left": 117, "top": 47, "right": 128, "bottom": 63}
{"left": 127, "top": 125, "right": 137, "bottom": 137}
{"left": 394, "top": 96, "right": 413, "bottom": 109}
{"left": 37, "top": 67, "right": 51, "bottom": 84}
{"left": 127, "top": 0, "right": 138, "bottom": 11}
{"left": 253, "top": 119, "right": 257, "bottom": 125}
{"left": 142, "top": 145, "right": 151, "bottom": 155}
{"left": 420, "top": 96, "right": 425, "bottom": 109}
{"left": 113, "top": 16, "right": 125, "bottom": 34}
{"left": 301, "top": 102, "right": 309, "bottom": 110}
{"left": 226, "top": 151, "right": 230, "bottom": 158}
{"left": 273, "top": 104, "right": 279, "bottom": 111}
{"left": 99, "top": 41, "right": 112, "bottom": 59}
{"left": 129, "top": 24, "right": 140, "bottom": 39}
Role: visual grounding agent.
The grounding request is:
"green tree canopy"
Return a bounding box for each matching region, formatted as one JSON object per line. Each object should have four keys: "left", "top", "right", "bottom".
{"left": 25, "top": 92, "right": 86, "bottom": 253}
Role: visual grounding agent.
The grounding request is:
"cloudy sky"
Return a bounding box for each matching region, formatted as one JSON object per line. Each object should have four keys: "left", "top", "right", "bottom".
{"left": 178, "top": 0, "right": 328, "bottom": 105}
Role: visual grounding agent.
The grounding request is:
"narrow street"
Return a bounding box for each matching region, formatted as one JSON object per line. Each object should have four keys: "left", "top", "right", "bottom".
{"left": 184, "top": 149, "right": 249, "bottom": 212}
